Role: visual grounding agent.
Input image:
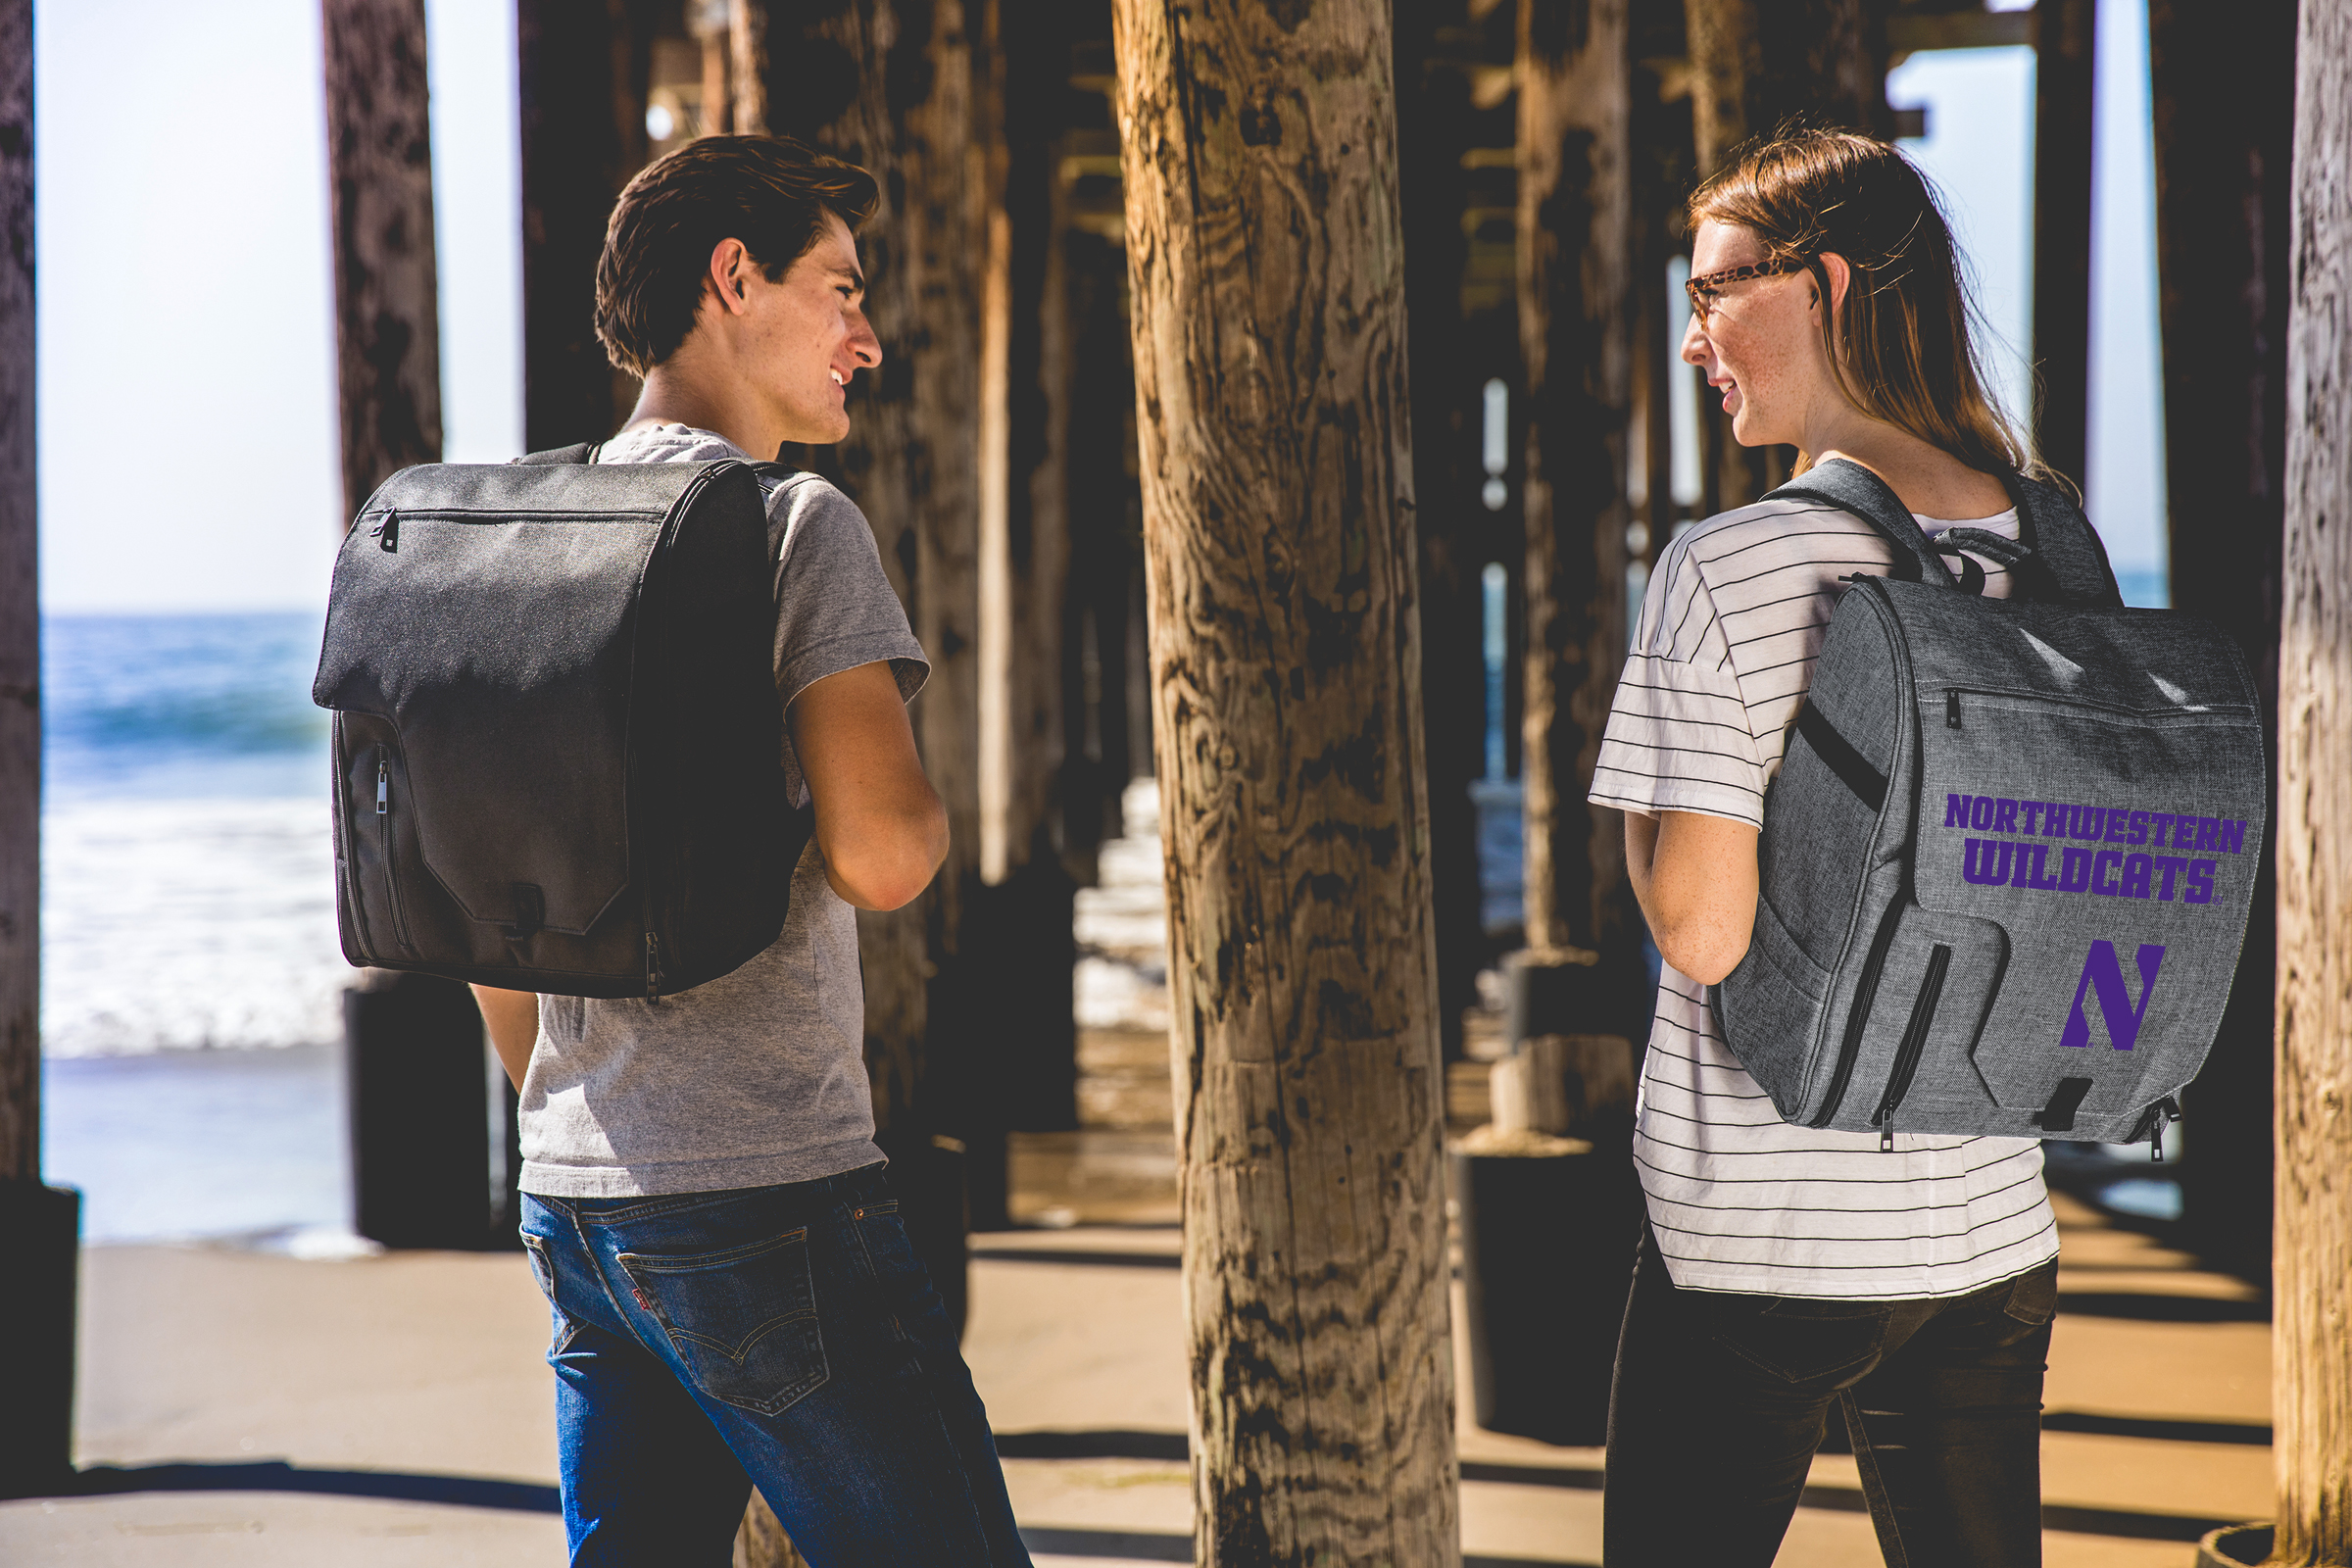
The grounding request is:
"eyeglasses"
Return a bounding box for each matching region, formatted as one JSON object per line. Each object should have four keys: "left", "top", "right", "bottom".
{"left": 1685, "top": 259, "right": 1807, "bottom": 321}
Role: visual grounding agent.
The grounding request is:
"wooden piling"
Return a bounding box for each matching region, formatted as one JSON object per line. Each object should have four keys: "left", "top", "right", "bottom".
{"left": 2274, "top": 6, "right": 2352, "bottom": 1556}
{"left": 2029, "top": 0, "right": 2094, "bottom": 491}
{"left": 1396, "top": 0, "right": 1494, "bottom": 1059}
{"left": 321, "top": 0, "right": 442, "bottom": 516}
{"left": 0, "top": 0, "right": 34, "bottom": 1201}
{"left": 2147, "top": 0, "right": 2295, "bottom": 1285}
{"left": 736, "top": 0, "right": 986, "bottom": 1174}
{"left": 1517, "top": 0, "right": 1637, "bottom": 971}
{"left": 1679, "top": 0, "right": 1888, "bottom": 509}
{"left": 1112, "top": 1, "right": 1459, "bottom": 1558}
{"left": 517, "top": 0, "right": 654, "bottom": 451}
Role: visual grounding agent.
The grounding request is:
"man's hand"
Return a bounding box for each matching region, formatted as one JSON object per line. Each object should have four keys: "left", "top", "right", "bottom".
{"left": 790, "top": 661, "right": 949, "bottom": 910}
{"left": 473, "top": 985, "right": 540, "bottom": 1091}
{"left": 1624, "top": 809, "right": 1761, "bottom": 985}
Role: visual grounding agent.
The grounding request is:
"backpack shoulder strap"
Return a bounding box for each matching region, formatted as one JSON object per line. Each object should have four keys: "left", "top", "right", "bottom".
{"left": 510, "top": 442, "right": 601, "bottom": 466}
{"left": 1768, "top": 458, "right": 1958, "bottom": 588}
{"left": 1991, "top": 470, "right": 2124, "bottom": 608}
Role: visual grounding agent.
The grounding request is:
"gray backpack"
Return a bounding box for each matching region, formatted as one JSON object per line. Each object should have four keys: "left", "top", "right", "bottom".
{"left": 1713, "top": 460, "right": 2265, "bottom": 1152}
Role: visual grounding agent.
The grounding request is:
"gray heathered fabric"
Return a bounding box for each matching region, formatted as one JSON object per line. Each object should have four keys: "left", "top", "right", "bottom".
{"left": 516, "top": 424, "right": 927, "bottom": 1198}
{"left": 1719, "top": 464, "right": 2267, "bottom": 1146}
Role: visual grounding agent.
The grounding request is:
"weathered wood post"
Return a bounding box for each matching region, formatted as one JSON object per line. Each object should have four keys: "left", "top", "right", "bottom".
{"left": 0, "top": 0, "right": 80, "bottom": 1501}
{"left": 518, "top": 0, "right": 651, "bottom": 451}
{"left": 2030, "top": 0, "right": 2095, "bottom": 490}
{"left": 1680, "top": 0, "right": 1888, "bottom": 510}
{"left": 0, "top": 0, "right": 37, "bottom": 1229}
{"left": 2147, "top": 0, "right": 2296, "bottom": 1286}
{"left": 1395, "top": 0, "right": 1491, "bottom": 1061}
{"left": 737, "top": 0, "right": 986, "bottom": 1253}
{"left": 2272, "top": 7, "right": 2352, "bottom": 1560}
{"left": 970, "top": 0, "right": 1080, "bottom": 1138}
{"left": 1517, "top": 0, "right": 1635, "bottom": 983}
{"left": 732, "top": 14, "right": 985, "bottom": 1554}
{"left": 323, "top": 0, "right": 442, "bottom": 513}
{"left": 323, "top": 0, "right": 505, "bottom": 1253}
{"left": 1113, "top": 3, "right": 1459, "bottom": 1560}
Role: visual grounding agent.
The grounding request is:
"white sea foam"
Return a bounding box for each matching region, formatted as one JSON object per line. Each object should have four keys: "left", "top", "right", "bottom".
{"left": 40, "top": 794, "right": 348, "bottom": 1056}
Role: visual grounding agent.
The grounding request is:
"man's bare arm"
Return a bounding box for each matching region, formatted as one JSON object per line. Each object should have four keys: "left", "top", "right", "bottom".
{"left": 1624, "top": 808, "right": 1761, "bottom": 985}
{"left": 790, "top": 661, "right": 948, "bottom": 910}
{"left": 473, "top": 985, "right": 539, "bottom": 1091}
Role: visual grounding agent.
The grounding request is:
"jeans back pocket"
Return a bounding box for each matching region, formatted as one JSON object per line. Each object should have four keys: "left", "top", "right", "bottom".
{"left": 617, "top": 1229, "right": 828, "bottom": 1415}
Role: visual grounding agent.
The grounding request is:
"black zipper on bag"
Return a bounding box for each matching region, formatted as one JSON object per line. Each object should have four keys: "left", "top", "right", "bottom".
{"left": 1809, "top": 897, "right": 1908, "bottom": 1127}
{"left": 375, "top": 747, "right": 415, "bottom": 954}
{"left": 1872, "top": 943, "right": 1952, "bottom": 1150}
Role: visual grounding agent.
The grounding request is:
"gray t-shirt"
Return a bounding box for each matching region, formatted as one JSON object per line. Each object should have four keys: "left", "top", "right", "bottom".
{"left": 516, "top": 423, "right": 928, "bottom": 1198}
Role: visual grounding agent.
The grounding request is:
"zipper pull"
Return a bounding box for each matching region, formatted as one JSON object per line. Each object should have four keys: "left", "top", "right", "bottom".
{"left": 1945, "top": 691, "right": 1962, "bottom": 728}
{"left": 375, "top": 761, "right": 389, "bottom": 814}
{"left": 646, "top": 933, "right": 663, "bottom": 1004}
{"left": 2151, "top": 1127, "right": 2164, "bottom": 1163}
{"left": 2150, "top": 1096, "right": 2180, "bottom": 1163}
{"left": 368, "top": 510, "right": 400, "bottom": 552}
{"left": 1881, "top": 1122, "right": 1894, "bottom": 1152}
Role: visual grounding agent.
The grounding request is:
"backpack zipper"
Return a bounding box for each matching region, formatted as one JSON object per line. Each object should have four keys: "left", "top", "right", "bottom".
{"left": 375, "top": 750, "right": 415, "bottom": 954}
{"left": 1871, "top": 943, "right": 1952, "bottom": 1150}
{"left": 1809, "top": 898, "right": 1908, "bottom": 1127}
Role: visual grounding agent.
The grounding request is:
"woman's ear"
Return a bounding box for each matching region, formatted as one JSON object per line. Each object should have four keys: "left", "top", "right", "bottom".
{"left": 1814, "top": 252, "right": 1854, "bottom": 318}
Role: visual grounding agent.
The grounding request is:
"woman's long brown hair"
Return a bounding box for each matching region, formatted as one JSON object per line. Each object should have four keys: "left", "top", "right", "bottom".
{"left": 1688, "top": 129, "right": 2043, "bottom": 481}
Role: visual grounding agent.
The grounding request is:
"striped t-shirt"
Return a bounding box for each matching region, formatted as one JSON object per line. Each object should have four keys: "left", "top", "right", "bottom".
{"left": 1591, "top": 492, "right": 2060, "bottom": 1299}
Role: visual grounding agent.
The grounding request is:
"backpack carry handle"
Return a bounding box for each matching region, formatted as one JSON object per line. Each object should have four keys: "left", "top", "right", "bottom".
{"left": 1771, "top": 458, "right": 2123, "bottom": 608}
{"left": 1772, "top": 459, "right": 1962, "bottom": 588}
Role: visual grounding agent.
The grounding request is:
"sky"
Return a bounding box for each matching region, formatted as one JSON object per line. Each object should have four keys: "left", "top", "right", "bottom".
{"left": 33, "top": 1, "right": 2169, "bottom": 614}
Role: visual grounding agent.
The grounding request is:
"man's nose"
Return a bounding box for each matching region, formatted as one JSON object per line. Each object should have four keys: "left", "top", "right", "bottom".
{"left": 848, "top": 309, "right": 882, "bottom": 368}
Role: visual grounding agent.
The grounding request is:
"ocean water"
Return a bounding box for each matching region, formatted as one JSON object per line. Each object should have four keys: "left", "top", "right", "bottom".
{"left": 41, "top": 612, "right": 343, "bottom": 1056}
{"left": 39, "top": 612, "right": 352, "bottom": 1243}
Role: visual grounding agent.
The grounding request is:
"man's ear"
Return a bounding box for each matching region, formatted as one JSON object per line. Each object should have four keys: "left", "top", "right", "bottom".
{"left": 707, "top": 237, "right": 755, "bottom": 318}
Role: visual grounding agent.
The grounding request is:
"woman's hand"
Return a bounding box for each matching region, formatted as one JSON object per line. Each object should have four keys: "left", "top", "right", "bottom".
{"left": 1625, "top": 810, "right": 1761, "bottom": 985}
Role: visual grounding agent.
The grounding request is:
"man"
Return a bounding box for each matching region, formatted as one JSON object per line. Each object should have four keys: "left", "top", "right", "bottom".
{"left": 472, "top": 134, "right": 1031, "bottom": 1567}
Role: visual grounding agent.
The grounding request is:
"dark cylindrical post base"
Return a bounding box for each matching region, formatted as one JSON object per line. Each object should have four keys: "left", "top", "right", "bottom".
{"left": 1454, "top": 1140, "right": 1642, "bottom": 1446}
{"left": 346, "top": 972, "right": 493, "bottom": 1250}
{"left": 0, "top": 1179, "right": 80, "bottom": 1497}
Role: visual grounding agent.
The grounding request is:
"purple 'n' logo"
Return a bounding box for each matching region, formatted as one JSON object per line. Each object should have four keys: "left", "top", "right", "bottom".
{"left": 2059, "top": 941, "right": 2166, "bottom": 1051}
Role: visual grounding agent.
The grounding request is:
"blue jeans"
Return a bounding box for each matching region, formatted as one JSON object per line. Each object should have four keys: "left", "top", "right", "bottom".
{"left": 518, "top": 1164, "right": 1031, "bottom": 1567}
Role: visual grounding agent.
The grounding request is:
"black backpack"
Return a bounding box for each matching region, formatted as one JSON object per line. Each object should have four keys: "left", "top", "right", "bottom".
{"left": 312, "top": 445, "right": 811, "bottom": 1000}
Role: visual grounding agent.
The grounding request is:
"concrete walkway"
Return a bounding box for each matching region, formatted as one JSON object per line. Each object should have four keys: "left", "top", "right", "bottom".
{"left": 0, "top": 1179, "right": 2270, "bottom": 1566}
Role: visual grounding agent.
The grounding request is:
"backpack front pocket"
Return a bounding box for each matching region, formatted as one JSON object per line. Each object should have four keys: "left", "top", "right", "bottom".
{"left": 1814, "top": 904, "right": 2007, "bottom": 1137}
{"left": 335, "top": 713, "right": 422, "bottom": 961}
{"left": 1920, "top": 685, "right": 2264, "bottom": 1137}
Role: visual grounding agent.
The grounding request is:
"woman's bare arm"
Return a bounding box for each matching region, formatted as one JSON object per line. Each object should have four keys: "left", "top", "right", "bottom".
{"left": 1625, "top": 809, "right": 1762, "bottom": 985}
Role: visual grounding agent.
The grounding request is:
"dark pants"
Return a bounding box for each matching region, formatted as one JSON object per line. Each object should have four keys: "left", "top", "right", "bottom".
{"left": 1604, "top": 1226, "right": 2056, "bottom": 1567}
{"left": 518, "top": 1163, "right": 1030, "bottom": 1568}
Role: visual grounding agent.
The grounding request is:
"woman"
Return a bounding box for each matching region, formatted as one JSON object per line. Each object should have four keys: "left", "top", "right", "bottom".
{"left": 1591, "top": 131, "right": 2070, "bottom": 1567}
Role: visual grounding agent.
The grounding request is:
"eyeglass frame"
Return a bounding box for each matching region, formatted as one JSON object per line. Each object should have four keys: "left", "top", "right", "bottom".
{"left": 1683, "top": 258, "right": 1810, "bottom": 321}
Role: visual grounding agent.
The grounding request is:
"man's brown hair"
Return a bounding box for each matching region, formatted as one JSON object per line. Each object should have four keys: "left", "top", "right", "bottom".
{"left": 596, "top": 134, "right": 880, "bottom": 377}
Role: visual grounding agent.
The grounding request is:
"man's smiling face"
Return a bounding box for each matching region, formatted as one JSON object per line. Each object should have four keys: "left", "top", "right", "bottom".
{"left": 732, "top": 210, "right": 881, "bottom": 447}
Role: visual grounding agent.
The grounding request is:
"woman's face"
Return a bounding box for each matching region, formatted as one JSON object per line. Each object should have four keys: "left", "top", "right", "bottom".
{"left": 1681, "top": 220, "right": 1837, "bottom": 450}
